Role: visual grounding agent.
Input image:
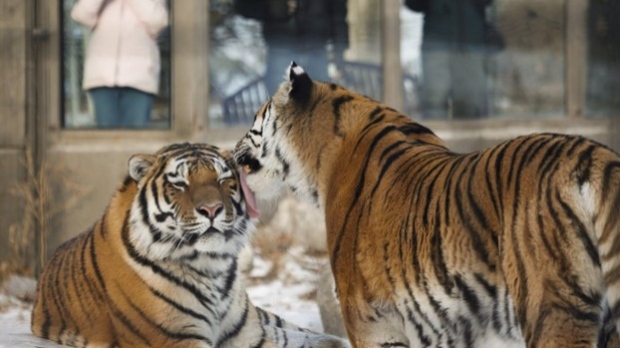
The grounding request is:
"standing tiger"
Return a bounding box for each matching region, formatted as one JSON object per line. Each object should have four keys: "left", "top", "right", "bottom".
{"left": 31, "top": 142, "right": 349, "bottom": 348}
{"left": 234, "top": 62, "right": 620, "bottom": 347}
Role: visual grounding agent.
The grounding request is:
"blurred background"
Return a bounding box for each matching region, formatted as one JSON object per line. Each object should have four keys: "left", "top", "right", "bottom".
{"left": 0, "top": 0, "right": 619, "bottom": 339}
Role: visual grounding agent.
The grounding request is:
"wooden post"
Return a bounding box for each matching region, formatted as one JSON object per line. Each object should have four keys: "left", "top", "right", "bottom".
{"left": 566, "top": 0, "right": 588, "bottom": 118}
{"left": 382, "top": 0, "right": 403, "bottom": 111}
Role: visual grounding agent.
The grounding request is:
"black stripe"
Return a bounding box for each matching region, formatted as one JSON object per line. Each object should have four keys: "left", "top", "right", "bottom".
{"left": 466, "top": 154, "right": 497, "bottom": 239}
{"left": 537, "top": 139, "right": 564, "bottom": 178}
{"left": 381, "top": 342, "right": 409, "bottom": 347}
{"left": 602, "top": 162, "right": 620, "bottom": 197}
{"left": 120, "top": 217, "right": 218, "bottom": 316}
{"left": 53, "top": 243, "right": 73, "bottom": 339}
{"left": 454, "top": 275, "right": 481, "bottom": 319}
{"left": 557, "top": 192, "right": 600, "bottom": 267}
{"left": 401, "top": 211, "right": 448, "bottom": 337}
{"left": 575, "top": 145, "right": 596, "bottom": 186}
{"left": 274, "top": 147, "right": 290, "bottom": 178}
{"left": 368, "top": 146, "right": 409, "bottom": 202}
{"left": 431, "top": 224, "right": 454, "bottom": 294}
{"left": 220, "top": 258, "right": 238, "bottom": 299}
{"left": 398, "top": 123, "right": 435, "bottom": 136}
{"left": 566, "top": 136, "right": 586, "bottom": 157}
{"left": 67, "top": 240, "right": 91, "bottom": 326}
{"left": 139, "top": 186, "right": 162, "bottom": 242}
{"left": 355, "top": 114, "right": 387, "bottom": 153}
{"left": 483, "top": 145, "right": 503, "bottom": 220}
{"left": 419, "top": 156, "right": 453, "bottom": 228}
{"left": 148, "top": 286, "right": 212, "bottom": 325}
{"left": 119, "top": 284, "right": 212, "bottom": 345}
{"left": 505, "top": 136, "right": 531, "bottom": 189}
{"left": 454, "top": 156, "right": 493, "bottom": 269}
{"left": 383, "top": 241, "right": 398, "bottom": 293}
{"left": 119, "top": 175, "right": 135, "bottom": 192}
{"left": 368, "top": 106, "right": 384, "bottom": 120}
{"left": 80, "top": 229, "right": 105, "bottom": 303}
{"left": 249, "top": 325, "right": 267, "bottom": 348}
{"left": 216, "top": 298, "right": 250, "bottom": 346}
{"left": 332, "top": 125, "right": 398, "bottom": 267}
{"left": 332, "top": 95, "right": 354, "bottom": 137}
{"left": 90, "top": 230, "right": 150, "bottom": 345}
{"left": 522, "top": 136, "right": 550, "bottom": 166}
{"left": 100, "top": 206, "right": 109, "bottom": 238}
{"left": 39, "top": 274, "right": 52, "bottom": 339}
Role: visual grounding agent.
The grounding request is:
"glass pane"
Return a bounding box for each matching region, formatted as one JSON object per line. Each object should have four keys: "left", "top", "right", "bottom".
{"left": 401, "top": 0, "right": 566, "bottom": 120}
{"left": 586, "top": 0, "right": 620, "bottom": 117}
{"left": 209, "top": 0, "right": 382, "bottom": 128}
{"left": 62, "top": 0, "right": 171, "bottom": 129}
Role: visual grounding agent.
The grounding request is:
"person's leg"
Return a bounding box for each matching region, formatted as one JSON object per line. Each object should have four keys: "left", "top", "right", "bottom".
{"left": 420, "top": 48, "right": 451, "bottom": 119}
{"left": 89, "top": 87, "right": 121, "bottom": 128}
{"left": 451, "top": 50, "right": 488, "bottom": 119}
{"left": 118, "top": 87, "right": 154, "bottom": 128}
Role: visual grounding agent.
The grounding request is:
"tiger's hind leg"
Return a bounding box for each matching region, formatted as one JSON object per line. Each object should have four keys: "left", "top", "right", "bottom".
{"left": 501, "top": 225, "right": 603, "bottom": 348}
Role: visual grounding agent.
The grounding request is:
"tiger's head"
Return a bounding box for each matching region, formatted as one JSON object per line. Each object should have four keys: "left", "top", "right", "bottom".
{"left": 234, "top": 62, "right": 361, "bottom": 208}
{"left": 126, "top": 143, "right": 259, "bottom": 262}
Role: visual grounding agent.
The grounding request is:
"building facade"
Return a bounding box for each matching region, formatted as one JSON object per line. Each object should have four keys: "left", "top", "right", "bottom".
{"left": 0, "top": 0, "right": 618, "bottom": 271}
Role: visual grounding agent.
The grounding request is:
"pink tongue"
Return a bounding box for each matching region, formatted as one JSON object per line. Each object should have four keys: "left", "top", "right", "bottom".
{"left": 240, "top": 171, "right": 260, "bottom": 218}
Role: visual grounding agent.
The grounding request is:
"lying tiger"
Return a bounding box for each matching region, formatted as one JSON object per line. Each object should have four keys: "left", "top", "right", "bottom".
{"left": 31, "top": 142, "right": 349, "bottom": 348}
{"left": 235, "top": 62, "right": 620, "bottom": 347}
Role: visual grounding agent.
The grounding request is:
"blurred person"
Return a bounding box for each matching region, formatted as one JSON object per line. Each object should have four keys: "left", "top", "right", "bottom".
{"left": 234, "top": 0, "right": 348, "bottom": 94}
{"left": 71, "top": 0, "right": 169, "bottom": 128}
{"left": 406, "top": 0, "right": 503, "bottom": 119}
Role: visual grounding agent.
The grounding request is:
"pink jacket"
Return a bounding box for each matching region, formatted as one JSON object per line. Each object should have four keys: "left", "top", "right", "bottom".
{"left": 71, "top": 0, "right": 169, "bottom": 94}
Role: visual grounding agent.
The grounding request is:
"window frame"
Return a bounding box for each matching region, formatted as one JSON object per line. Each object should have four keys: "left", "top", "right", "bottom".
{"left": 38, "top": 0, "right": 216, "bottom": 146}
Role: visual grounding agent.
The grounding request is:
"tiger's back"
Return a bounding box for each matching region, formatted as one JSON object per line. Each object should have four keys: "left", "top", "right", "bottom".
{"left": 330, "top": 128, "right": 619, "bottom": 346}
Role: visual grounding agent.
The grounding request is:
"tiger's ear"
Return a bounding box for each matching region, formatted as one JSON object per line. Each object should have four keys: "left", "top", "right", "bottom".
{"left": 128, "top": 154, "right": 156, "bottom": 182}
{"left": 286, "top": 61, "right": 312, "bottom": 104}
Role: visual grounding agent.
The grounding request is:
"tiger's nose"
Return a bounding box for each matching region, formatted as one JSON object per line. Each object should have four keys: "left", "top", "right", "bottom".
{"left": 197, "top": 203, "right": 223, "bottom": 219}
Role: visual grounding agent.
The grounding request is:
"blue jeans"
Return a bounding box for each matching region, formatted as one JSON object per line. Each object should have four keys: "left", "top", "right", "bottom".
{"left": 89, "top": 87, "right": 154, "bottom": 129}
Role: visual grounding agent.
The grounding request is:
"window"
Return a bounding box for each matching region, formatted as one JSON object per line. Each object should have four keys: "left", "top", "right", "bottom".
{"left": 208, "top": 0, "right": 383, "bottom": 128}
{"left": 61, "top": 0, "right": 172, "bottom": 129}
{"left": 402, "top": 0, "right": 567, "bottom": 120}
{"left": 586, "top": 0, "right": 620, "bottom": 117}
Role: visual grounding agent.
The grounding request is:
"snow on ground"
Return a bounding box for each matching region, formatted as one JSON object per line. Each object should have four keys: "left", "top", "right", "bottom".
{"left": 0, "top": 246, "right": 328, "bottom": 347}
{"left": 246, "top": 246, "right": 327, "bottom": 333}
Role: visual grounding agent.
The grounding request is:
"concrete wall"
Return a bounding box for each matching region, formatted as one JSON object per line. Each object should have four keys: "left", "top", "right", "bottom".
{"left": 0, "top": 0, "right": 28, "bottom": 266}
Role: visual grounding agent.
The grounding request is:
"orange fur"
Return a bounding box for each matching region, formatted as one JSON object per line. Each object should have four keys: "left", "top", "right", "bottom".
{"left": 235, "top": 63, "right": 620, "bottom": 347}
{"left": 32, "top": 142, "right": 350, "bottom": 348}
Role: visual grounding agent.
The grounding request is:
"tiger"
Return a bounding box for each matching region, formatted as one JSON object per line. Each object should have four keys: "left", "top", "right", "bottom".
{"left": 31, "top": 142, "right": 349, "bottom": 348}
{"left": 234, "top": 62, "right": 620, "bottom": 348}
